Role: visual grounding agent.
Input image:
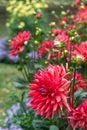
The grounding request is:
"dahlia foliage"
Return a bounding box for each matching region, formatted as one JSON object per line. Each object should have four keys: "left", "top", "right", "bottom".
{"left": 9, "top": 0, "right": 87, "bottom": 130}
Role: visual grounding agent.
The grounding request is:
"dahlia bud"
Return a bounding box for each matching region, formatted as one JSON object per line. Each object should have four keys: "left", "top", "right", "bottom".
{"left": 51, "top": 10, "right": 55, "bottom": 14}
{"left": 80, "top": 4, "right": 85, "bottom": 9}
{"left": 35, "top": 13, "right": 44, "bottom": 19}
{"left": 54, "top": 40, "right": 66, "bottom": 49}
{"left": 24, "top": 41, "right": 28, "bottom": 45}
{"left": 61, "top": 11, "right": 66, "bottom": 16}
{"left": 44, "top": 60, "right": 48, "bottom": 64}
{"left": 34, "top": 40, "right": 39, "bottom": 45}
{"left": 34, "top": 20, "right": 38, "bottom": 24}
{"left": 73, "top": 54, "right": 85, "bottom": 64}
{"left": 54, "top": 40, "right": 61, "bottom": 47}
{"left": 76, "top": 55, "right": 85, "bottom": 63}
{"left": 49, "top": 22, "right": 56, "bottom": 27}
{"left": 70, "top": 36, "right": 75, "bottom": 43}
{"left": 64, "top": 50, "right": 69, "bottom": 56}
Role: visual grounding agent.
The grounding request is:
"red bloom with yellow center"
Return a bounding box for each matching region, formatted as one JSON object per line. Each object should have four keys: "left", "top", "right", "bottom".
{"left": 68, "top": 99, "right": 87, "bottom": 130}
{"left": 10, "top": 31, "right": 31, "bottom": 56}
{"left": 29, "top": 65, "right": 71, "bottom": 118}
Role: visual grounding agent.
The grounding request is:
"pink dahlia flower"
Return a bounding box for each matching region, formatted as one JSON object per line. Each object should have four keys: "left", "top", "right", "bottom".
{"left": 35, "top": 12, "right": 44, "bottom": 18}
{"left": 74, "top": 6, "right": 87, "bottom": 24}
{"left": 55, "top": 32, "right": 70, "bottom": 51}
{"left": 10, "top": 31, "right": 31, "bottom": 56}
{"left": 68, "top": 99, "right": 87, "bottom": 130}
{"left": 74, "top": 0, "right": 81, "bottom": 7}
{"left": 38, "top": 41, "right": 53, "bottom": 58}
{"left": 72, "top": 72, "right": 87, "bottom": 92}
{"left": 73, "top": 42, "right": 87, "bottom": 62}
{"left": 29, "top": 65, "right": 71, "bottom": 118}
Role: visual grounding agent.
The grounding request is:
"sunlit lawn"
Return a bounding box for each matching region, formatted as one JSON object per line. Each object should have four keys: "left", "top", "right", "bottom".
{"left": 0, "top": 63, "right": 22, "bottom": 126}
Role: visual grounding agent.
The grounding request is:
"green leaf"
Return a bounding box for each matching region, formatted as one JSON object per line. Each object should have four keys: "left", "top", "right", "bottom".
{"left": 10, "top": 95, "right": 20, "bottom": 102}
{"left": 33, "top": 119, "right": 50, "bottom": 130}
{"left": 21, "top": 91, "right": 26, "bottom": 101}
{"left": 14, "top": 78, "right": 28, "bottom": 89}
{"left": 50, "top": 125, "right": 59, "bottom": 130}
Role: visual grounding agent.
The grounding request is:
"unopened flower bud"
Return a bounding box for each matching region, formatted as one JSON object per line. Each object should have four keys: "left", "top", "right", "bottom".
{"left": 49, "top": 22, "right": 56, "bottom": 27}
{"left": 24, "top": 41, "right": 28, "bottom": 45}
{"left": 44, "top": 61, "right": 48, "bottom": 64}
{"left": 34, "top": 20, "right": 38, "bottom": 24}
{"left": 51, "top": 11, "right": 55, "bottom": 14}
{"left": 64, "top": 50, "right": 68, "bottom": 56}
{"left": 76, "top": 55, "right": 85, "bottom": 64}
{"left": 70, "top": 36, "right": 76, "bottom": 43}
{"left": 61, "top": 11, "right": 66, "bottom": 15}
{"left": 73, "top": 54, "right": 85, "bottom": 64}
{"left": 34, "top": 40, "right": 39, "bottom": 45}
{"left": 54, "top": 40, "right": 66, "bottom": 49}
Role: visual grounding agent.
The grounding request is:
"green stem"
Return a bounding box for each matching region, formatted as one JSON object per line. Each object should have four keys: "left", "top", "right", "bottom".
{"left": 70, "top": 66, "right": 76, "bottom": 106}
{"left": 20, "top": 101, "right": 27, "bottom": 116}
{"left": 23, "top": 65, "right": 30, "bottom": 82}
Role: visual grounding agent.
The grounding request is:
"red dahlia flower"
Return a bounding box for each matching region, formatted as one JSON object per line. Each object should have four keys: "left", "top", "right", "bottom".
{"left": 72, "top": 72, "right": 86, "bottom": 92}
{"left": 29, "top": 65, "right": 71, "bottom": 118}
{"left": 54, "top": 32, "right": 71, "bottom": 54}
{"left": 35, "top": 12, "right": 44, "bottom": 18}
{"left": 74, "top": 6, "right": 87, "bottom": 24}
{"left": 10, "top": 31, "right": 31, "bottom": 56}
{"left": 38, "top": 41, "right": 53, "bottom": 58}
{"left": 68, "top": 99, "right": 87, "bottom": 130}
{"left": 73, "top": 42, "right": 87, "bottom": 62}
{"left": 74, "top": 0, "right": 81, "bottom": 7}
{"left": 52, "top": 29, "right": 67, "bottom": 36}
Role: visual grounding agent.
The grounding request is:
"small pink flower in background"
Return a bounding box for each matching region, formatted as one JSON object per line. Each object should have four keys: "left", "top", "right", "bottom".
{"left": 35, "top": 13, "right": 44, "bottom": 18}
{"left": 52, "top": 29, "right": 63, "bottom": 36}
{"left": 61, "top": 16, "right": 68, "bottom": 23}
{"left": 72, "top": 72, "right": 87, "bottom": 92}
{"left": 58, "top": 16, "right": 68, "bottom": 27}
{"left": 68, "top": 99, "right": 87, "bottom": 130}
{"left": 55, "top": 32, "right": 71, "bottom": 51}
{"left": 29, "top": 65, "right": 71, "bottom": 118}
{"left": 52, "top": 29, "right": 67, "bottom": 36}
{"left": 74, "top": 6, "right": 87, "bottom": 24}
{"left": 38, "top": 41, "right": 53, "bottom": 58}
{"left": 68, "top": 24, "right": 75, "bottom": 30}
{"left": 73, "top": 42, "right": 87, "bottom": 62}
{"left": 10, "top": 31, "right": 31, "bottom": 56}
{"left": 74, "top": 0, "right": 82, "bottom": 7}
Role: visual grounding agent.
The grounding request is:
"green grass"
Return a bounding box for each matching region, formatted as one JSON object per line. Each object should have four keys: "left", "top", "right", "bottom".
{"left": 0, "top": 12, "right": 8, "bottom": 38}
{"left": 0, "top": 63, "right": 22, "bottom": 126}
